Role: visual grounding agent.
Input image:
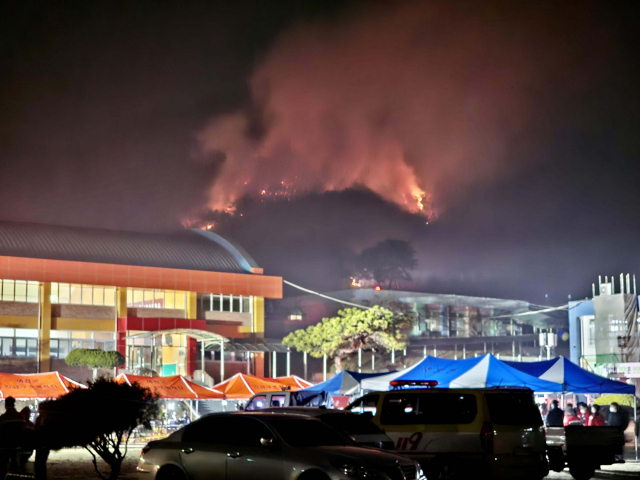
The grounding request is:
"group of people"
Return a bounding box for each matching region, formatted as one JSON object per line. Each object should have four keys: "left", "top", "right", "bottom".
{"left": 0, "top": 396, "right": 51, "bottom": 479}
{"left": 0, "top": 397, "right": 37, "bottom": 475}
{"left": 544, "top": 399, "right": 628, "bottom": 430}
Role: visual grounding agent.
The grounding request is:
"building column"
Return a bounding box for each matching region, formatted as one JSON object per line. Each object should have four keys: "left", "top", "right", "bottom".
{"left": 38, "top": 282, "right": 52, "bottom": 373}
{"left": 116, "top": 287, "right": 128, "bottom": 370}
{"left": 186, "top": 292, "right": 198, "bottom": 320}
{"left": 253, "top": 297, "right": 265, "bottom": 336}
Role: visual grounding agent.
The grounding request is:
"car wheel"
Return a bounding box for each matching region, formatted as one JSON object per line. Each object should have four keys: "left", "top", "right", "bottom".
{"left": 297, "top": 470, "right": 330, "bottom": 480}
{"left": 156, "top": 465, "right": 187, "bottom": 480}
{"left": 569, "top": 464, "right": 596, "bottom": 480}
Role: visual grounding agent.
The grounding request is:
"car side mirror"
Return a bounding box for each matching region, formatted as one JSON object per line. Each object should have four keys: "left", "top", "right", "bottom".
{"left": 260, "top": 437, "right": 274, "bottom": 447}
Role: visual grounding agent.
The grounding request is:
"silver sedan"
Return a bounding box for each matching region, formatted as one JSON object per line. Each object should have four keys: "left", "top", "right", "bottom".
{"left": 137, "top": 412, "right": 425, "bottom": 480}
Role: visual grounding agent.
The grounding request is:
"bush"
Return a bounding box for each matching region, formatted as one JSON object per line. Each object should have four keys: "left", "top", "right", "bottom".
{"left": 65, "top": 349, "right": 125, "bottom": 369}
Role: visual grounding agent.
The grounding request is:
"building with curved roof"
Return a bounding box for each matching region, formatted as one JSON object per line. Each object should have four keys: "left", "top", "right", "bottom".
{"left": 0, "top": 221, "right": 281, "bottom": 383}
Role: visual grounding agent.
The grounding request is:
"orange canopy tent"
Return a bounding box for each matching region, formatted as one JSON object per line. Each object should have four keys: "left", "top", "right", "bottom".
{"left": 273, "top": 376, "right": 313, "bottom": 389}
{"left": 116, "top": 374, "right": 223, "bottom": 400}
{"left": 212, "top": 373, "right": 285, "bottom": 399}
{"left": 0, "top": 372, "right": 85, "bottom": 399}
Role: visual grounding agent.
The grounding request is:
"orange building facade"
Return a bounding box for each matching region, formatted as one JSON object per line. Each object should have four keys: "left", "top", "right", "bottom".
{"left": 0, "top": 222, "right": 282, "bottom": 383}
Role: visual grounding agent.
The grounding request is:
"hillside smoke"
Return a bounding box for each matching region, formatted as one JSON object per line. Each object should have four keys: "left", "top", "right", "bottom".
{"left": 198, "top": 2, "right": 578, "bottom": 218}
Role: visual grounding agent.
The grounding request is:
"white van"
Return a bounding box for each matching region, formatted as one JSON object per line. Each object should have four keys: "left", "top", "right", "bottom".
{"left": 347, "top": 385, "right": 548, "bottom": 480}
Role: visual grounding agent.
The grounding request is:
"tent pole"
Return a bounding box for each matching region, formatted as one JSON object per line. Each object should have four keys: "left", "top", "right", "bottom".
{"left": 286, "top": 348, "right": 291, "bottom": 377}
{"left": 391, "top": 348, "right": 395, "bottom": 364}
{"left": 303, "top": 351, "right": 308, "bottom": 380}
{"left": 220, "top": 339, "right": 225, "bottom": 382}
{"left": 423, "top": 346, "right": 427, "bottom": 359}
{"left": 371, "top": 350, "right": 375, "bottom": 371}
{"left": 357, "top": 348, "right": 362, "bottom": 373}
{"left": 201, "top": 342, "right": 205, "bottom": 383}
{"left": 463, "top": 344, "right": 466, "bottom": 359}
{"left": 635, "top": 395, "right": 638, "bottom": 460}
{"left": 272, "top": 351, "right": 277, "bottom": 377}
{"left": 323, "top": 354, "right": 327, "bottom": 381}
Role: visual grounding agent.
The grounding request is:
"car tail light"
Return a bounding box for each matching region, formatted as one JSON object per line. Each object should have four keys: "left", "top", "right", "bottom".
{"left": 481, "top": 422, "right": 494, "bottom": 453}
{"left": 141, "top": 445, "right": 151, "bottom": 457}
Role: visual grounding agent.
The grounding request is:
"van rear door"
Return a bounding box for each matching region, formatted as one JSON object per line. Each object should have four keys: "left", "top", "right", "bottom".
{"left": 484, "top": 390, "right": 546, "bottom": 456}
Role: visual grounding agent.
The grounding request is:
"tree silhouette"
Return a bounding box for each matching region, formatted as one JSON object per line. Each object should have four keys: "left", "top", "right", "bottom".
{"left": 40, "top": 378, "right": 158, "bottom": 480}
{"left": 356, "top": 239, "right": 417, "bottom": 289}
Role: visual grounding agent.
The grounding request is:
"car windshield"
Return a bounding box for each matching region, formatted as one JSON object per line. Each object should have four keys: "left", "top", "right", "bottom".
{"left": 267, "top": 418, "right": 351, "bottom": 447}
{"left": 319, "top": 413, "right": 384, "bottom": 435}
{"left": 485, "top": 391, "right": 543, "bottom": 426}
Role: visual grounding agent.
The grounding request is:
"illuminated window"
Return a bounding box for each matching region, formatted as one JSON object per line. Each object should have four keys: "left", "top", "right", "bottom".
{"left": 51, "top": 283, "right": 115, "bottom": 306}
{"left": 70, "top": 285, "right": 82, "bottom": 304}
{"left": 0, "top": 280, "right": 40, "bottom": 303}
{"left": 126, "top": 289, "right": 185, "bottom": 310}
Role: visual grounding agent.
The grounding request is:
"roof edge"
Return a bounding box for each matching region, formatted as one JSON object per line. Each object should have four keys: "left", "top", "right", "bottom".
{"left": 192, "top": 229, "right": 259, "bottom": 273}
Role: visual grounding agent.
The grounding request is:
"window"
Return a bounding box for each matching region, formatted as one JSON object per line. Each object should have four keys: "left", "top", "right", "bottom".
{"left": 381, "top": 393, "right": 477, "bottom": 425}
{"left": 127, "top": 289, "right": 185, "bottom": 309}
{"left": 246, "top": 395, "right": 267, "bottom": 411}
{"left": 0, "top": 338, "right": 13, "bottom": 356}
{"left": 15, "top": 339, "right": 37, "bottom": 357}
{"left": 0, "top": 280, "right": 40, "bottom": 303}
{"left": 485, "top": 391, "right": 542, "bottom": 426}
{"left": 268, "top": 418, "right": 348, "bottom": 447}
{"left": 49, "top": 331, "right": 115, "bottom": 358}
{"left": 51, "top": 283, "right": 115, "bottom": 306}
{"left": 270, "top": 395, "right": 286, "bottom": 407}
{"left": 288, "top": 314, "right": 303, "bottom": 321}
{"left": 347, "top": 394, "right": 379, "bottom": 415}
{"left": 198, "top": 294, "right": 252, "bottom": 313}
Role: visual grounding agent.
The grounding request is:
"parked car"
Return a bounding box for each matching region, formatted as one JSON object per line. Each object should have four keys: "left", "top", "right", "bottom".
{"left": 261, "top": 407, "right": 395, "bottom": 449}
{"left": 137, "top": 411, "right": 425, "bottom": 480}
{"left": 347, "top": 385, "right": 549, "bottom": 480}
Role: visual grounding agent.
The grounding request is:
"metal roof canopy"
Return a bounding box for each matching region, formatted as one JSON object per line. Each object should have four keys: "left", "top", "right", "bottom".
{"left": 125, "top": 328, "right": 228, "bottom": 346}
{"left": 0, "top": 221, "right": 252, "bottom": 273}
{"left": 207, "top": 341, "right": 289, "bottom": 353}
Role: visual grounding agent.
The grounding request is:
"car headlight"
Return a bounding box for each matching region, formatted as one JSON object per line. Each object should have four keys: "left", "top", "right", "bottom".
{"left": 417, "top": 464, "right": 426, "bottom": 480}
{"left": 331, "top": 461, "right": 379, "bottom": 478}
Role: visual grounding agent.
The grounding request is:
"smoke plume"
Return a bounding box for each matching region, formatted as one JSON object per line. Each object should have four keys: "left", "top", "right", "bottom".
{"left": 198, "top": 2, "right": 583, "bottom": 218}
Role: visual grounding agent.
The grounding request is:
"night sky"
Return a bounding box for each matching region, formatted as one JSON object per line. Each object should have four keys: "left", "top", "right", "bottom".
{"left": 1, "top": 1, "right": 639, "bottom": 305}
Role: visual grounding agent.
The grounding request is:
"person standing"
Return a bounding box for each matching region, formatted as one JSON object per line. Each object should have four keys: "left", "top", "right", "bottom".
{"left": 577, "top": 403, "right": 591, "bottom": 425}
{"left": 588, "top": 405, "right": 605, "bottom": 426}
{"left": 546, "top": 400, "right": 565, "bottom": 427}
{"left": 606, "top": 402, "right": 629, "bottom": 431}
{"left": 564, "top": 407, "right": 582, "bottom": 427}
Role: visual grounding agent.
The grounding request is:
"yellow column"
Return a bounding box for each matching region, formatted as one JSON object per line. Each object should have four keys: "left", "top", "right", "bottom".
{"left": 186, "top": 292, "right": 198, "bottom": 319}
{"left": 116, "top": 287, "right": 128, "bottom": 318}
{"left": 38, "top": 283, "right": 52, "bottom": 373}
{"left": 253, "top": 297, "right": 265, "bottom": 337}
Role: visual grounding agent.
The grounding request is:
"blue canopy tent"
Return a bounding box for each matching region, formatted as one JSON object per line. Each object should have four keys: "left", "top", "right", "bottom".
{"left": 505, "top": 356, "right": 637, "bottom": 459}
{"left": 387, "top": 354, "right": 562, "bottom": 391}
{"left": 504, "top": 357, "right": 635, "bottom": 394}
{"left": 295, "top": 370, "right": 396, "bottom": 406}
{"left": 361, "top": 356, "right": 455, "bottom": 390}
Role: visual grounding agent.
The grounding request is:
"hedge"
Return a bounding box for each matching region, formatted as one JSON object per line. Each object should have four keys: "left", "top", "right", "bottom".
{"left": 65, "top": 348, "right": 125, "bottom": 369}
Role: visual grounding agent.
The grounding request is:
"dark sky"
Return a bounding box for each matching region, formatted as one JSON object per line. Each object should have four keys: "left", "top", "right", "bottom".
{"left": 1, "top": 1, "right": 639, "bottom": 305}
